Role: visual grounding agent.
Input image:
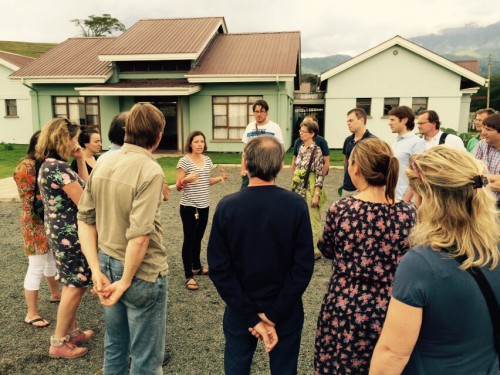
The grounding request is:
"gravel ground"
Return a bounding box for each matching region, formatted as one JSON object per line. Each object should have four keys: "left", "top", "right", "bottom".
{"left": 0, "top": 166, "right": 343, "bottom": 375}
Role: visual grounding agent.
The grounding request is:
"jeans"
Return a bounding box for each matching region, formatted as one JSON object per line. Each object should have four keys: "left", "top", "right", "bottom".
{"left": 180, "top": 205, "right": 209, "bottom": 279}
{"left": 98, "top": 251, "right": 168, "bottom": 375}
{"left": 223, "top": 304, "right": 303, "bottom": 375}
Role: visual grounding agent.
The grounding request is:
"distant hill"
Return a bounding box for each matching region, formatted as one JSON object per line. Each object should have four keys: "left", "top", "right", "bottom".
{"left": 302, "top": 21, "right": 500, "bottom": 76}
{"left": 0, "top": 40, "right": 57, "bottom": 58}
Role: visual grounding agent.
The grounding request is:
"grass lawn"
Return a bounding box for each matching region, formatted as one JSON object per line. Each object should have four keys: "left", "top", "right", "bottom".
{"left": 0, "top": 40, "right": 57, "bottom": 58}
{"left": 0, "top": 145, "right": 344, "bottom": 180}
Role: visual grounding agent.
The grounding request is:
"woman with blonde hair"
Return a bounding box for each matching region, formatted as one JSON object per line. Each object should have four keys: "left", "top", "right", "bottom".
{"left": 371, "top": 146, "right": 500, "bottom": 374}
{"left": 315, "top": 138, "right": 416, "bottom": 373}
{"left": 14, "top": 131, "right": 61, "bottom": 328}
{"left": 35, "top": 118, "right": 93, "bottom": 359}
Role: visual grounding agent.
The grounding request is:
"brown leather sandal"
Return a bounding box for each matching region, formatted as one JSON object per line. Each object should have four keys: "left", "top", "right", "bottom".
{"left": 186, "top": 278, "right": 199, "bottom": 291}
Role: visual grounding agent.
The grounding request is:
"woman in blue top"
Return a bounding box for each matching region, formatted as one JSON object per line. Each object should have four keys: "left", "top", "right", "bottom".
{"left": 176, "top": 131, "right": 227, "bottom": 291}
{"left": 371, "top": 146, "right": 500, "bottom": 374}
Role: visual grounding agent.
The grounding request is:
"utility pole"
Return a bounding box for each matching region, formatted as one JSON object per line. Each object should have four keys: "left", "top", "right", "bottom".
{"left": 487, "top": 54, "right": 492, "bottom": 108}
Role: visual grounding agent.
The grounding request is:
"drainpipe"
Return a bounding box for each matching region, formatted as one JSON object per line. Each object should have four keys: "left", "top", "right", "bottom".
{"left": 276, "top": 76, "right": 280, "bottom": 127}
{"left": 21, "top": 79, "right": 41, "bottom": 130}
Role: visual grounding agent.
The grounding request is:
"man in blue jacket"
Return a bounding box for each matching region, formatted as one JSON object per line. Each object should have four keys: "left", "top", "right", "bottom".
{"left": 208, "top": 135, "right": 314, "bottom": 374}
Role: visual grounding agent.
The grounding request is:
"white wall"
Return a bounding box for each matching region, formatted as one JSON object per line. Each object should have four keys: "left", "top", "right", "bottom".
{"left": 323, "top": 46, "right": 467, "bottom": 148}
{"left": 0, "top": 64, "right": 33, "bottom": 144}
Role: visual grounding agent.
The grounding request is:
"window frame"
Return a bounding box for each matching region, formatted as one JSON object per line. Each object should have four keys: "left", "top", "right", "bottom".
{"left": 52, "top": 96, "right": 101, "bottom": 133}
{"left": 383, "top": 97, "right": 400, "bottom": 116}
{"left": 355, "top": 98, "right": 372, "bottom": 116}
{"left": 212, "top": 95, "right": 263, "bottom": 141}
{"left": 412, "top": 97, "right": 428, "bottom": 115}
{"left": 5, "top": 99, "right": 17, "bottom": 117}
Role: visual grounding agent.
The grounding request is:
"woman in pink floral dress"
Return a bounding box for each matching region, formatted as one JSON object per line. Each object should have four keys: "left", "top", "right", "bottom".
{"left": 36, "top": 118, "right": 93, "bottom": 359}
{"left": 314, "top": 138, "right": 417, "bottom": 374}
{"left": 14, "top": 131, "right": 61, "bottom": 328}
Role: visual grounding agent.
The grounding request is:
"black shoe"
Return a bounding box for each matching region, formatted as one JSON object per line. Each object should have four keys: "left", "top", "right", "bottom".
{"left": 162, "top": 352, "right": 171, "bottom": 367}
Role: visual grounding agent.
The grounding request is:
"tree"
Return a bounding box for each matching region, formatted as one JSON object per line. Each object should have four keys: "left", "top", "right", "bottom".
{"left": 71, "top": 14, "right": 126, "bottom": 37}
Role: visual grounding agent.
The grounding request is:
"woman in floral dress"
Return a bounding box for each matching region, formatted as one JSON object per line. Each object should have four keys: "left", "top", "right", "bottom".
{"left": 14, "top": 131, "right": 61, "bottom": 328}
{"left": 35, "top": 118, "right": 92, "bottom": 359}
{"left": 291, "top": 119, "right": 326, "bottom": 260}
{"left": 314, "top": 138, "right": 417, "bottom": 374}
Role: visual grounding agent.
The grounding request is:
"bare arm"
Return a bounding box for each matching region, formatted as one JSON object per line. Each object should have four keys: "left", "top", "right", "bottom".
{"left": 487, "top": 174, "right": 500, "bottom": 192}
{"left": 72, "top": 147, "right": 89, "bottom": 182}
{"left": 291, "top": 156, "right": 297, "bottom": 174}
{"left": 370, "top": 298, "right": 422, "bottom": 374}
{"left": 62, "top": 181, "right": 84, "bottom": 206}
{"left": 240, "top": 154, "right": 247, "bottom": 177}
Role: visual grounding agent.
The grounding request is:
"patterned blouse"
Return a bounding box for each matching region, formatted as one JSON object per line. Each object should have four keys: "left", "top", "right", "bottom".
{"left": 294, "top": 143, "right": 324, "bottom": 197}
{"left": 13, "top": 158, "right": 49, "bottom": 256}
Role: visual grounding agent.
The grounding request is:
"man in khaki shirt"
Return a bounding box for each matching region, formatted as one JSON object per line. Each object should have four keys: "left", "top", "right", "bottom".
{"left": 78, "top": 103, "right": 167, "bottom": 374}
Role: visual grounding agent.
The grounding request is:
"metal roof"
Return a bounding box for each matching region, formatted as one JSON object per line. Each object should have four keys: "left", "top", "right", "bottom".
{"left": 99, "top": 17, "right": 226, "bottom": 60}
{"left": 0, "top": 51, "right": 34, "bottom": 70}
{"left": 453, "top": 60, "right": 479, "bottom": 74}
{"left": 11, "top": 37, "right": 116, "bottom": 81}
{"left": 188, "top": 32, "right": 300, "bottom": 76}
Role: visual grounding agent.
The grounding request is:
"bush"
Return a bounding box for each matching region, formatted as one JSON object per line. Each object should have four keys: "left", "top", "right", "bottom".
{"left": 0, "top": 142, "right": 14, "bottom": 151}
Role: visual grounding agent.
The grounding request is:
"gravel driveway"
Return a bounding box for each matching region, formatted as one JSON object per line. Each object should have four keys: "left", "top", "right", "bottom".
{"left": 0, "top": 166, "right": 343, "bottom": 374}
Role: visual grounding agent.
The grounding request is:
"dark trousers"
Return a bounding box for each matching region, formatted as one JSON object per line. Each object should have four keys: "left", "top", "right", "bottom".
{"left": 180, "top": 205, "right": 209, "bottom": 279}
{"left": 223, "top": 304, "right": 303, "bottom": 375}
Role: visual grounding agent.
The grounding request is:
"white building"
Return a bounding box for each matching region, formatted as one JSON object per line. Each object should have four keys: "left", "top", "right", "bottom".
{"left": 320, "top": 36, "right": 486, "bottom": 148}
{"left": 0, "top": 51, "right": 34, "bottom": 144}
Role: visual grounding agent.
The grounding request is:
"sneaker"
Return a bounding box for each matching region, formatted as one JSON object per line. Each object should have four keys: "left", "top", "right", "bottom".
{"left": 68, "top": 329, "right": 95, "bottom": 345}
{"left": 49, "top": 335, "right": 88, "bottom": 359}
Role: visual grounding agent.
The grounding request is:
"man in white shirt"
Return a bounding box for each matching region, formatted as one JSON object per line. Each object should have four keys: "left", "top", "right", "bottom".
{"left": 388, "top": 106, "right": 426, "bottom": 201}
{"left": 417, "top": 110, "right": 465, "bottom": 150}
{"left": 240, "top": 99, "right": 283, "bottom": 188}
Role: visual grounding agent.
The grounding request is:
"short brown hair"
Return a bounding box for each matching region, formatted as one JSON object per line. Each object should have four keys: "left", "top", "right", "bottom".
{"left": 347, "top": 108, "right": 367, "bottom": 124}
{"left": 35, "top": 118, "right": 80, "bottom": 161}
{"left": 184, "top": 131, "right": 207, "bottom": 153}
{"left": 350, "top": 138, "right": 399, "bottom": 204}
{"left": 124, "top": 103, "right": 166, "bottom": 148}
{"left": 419, "top": 110, "right": 440, "bottom": 129}
{"left": 300, "top": 119, "right": 319, "bottom": 136}
{"left": 389, "top": 106, "right": 415, "bottom": 131}
{"left": 476, "top": 108, "right": 496, "bottom": 116}
{"left": 483, "top": 112, "right": 500, "bottom": 133}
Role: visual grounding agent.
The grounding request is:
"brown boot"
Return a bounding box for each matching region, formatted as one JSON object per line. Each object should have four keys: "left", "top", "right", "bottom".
{"left": 68, "top": 329, "right": 95, "bottom": 345}
{"left": 49, "top": 335, "right": 88, "bottom": 359}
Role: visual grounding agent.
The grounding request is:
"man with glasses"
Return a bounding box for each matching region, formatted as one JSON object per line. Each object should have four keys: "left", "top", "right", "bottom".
{"left": 240, "top": 99, "right": 283, "bottom": 189}
{"left": 467, "top": 108, "right": 496, "bottom": 153}
{"left": 417, "top": 110, "right": 465, "bottom": 150}
{"left": 473, "top": 112, "right": 500, "bottom": 208}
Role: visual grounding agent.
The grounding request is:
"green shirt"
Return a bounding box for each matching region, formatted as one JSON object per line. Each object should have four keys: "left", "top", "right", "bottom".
{"left": 78, "top": 143, "right": 167, "bottom": 282}
{"left": 466, "top": 134, "right": 480, "bottom": 153}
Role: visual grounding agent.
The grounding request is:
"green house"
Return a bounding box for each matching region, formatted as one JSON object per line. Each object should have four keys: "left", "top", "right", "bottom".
{"left": 10, "top": 17, "right": 301, "bottom": 151}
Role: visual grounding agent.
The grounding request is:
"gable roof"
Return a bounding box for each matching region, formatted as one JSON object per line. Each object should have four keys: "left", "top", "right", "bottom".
{"left": 10, "top": 37, "right": 116, "bottom": 83}
{"left": 320, "top": 35, "right": 485, "bottom": 86}
{"left": 453, "top": 60, "right": 479, "bottom": 74}
{"left": 0, "top": 51, "right": 34, "bottom": 71}
{"left": 186, "top": 32, "right": 300, "bottom": 83}
{"left": 98, "top": 17, "right": 227, "bottom": 61}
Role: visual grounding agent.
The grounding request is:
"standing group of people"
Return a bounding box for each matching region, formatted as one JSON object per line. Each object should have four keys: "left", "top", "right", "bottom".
{"left": 13, "top": 98, "right": 500, "bottom": 374}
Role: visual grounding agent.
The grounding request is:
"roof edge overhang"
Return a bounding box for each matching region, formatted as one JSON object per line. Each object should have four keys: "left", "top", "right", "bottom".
{"left": 99, "top": 53, "right": 198, "bottom": 61}
{"left": 0, "top": 59, "right": 19, "bottom": 71}
{"left": 75, "top": 85, "right": 202, "bottom": 96}
{"left": 320, "top": 36, "right": 486, "bottom": 86}
{"left": 10, "top": 72, "right": 113, "bottom": 84}
{"left": 461, "top": 87, "right": 480, "bottom": 95}
{"left": 186, "top": 74, "right": 296, "bottom": 83}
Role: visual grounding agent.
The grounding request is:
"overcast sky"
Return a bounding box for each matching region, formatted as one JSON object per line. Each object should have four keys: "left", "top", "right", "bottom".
{"left": 2, "top": 0, "right": 499, "bottom": 57}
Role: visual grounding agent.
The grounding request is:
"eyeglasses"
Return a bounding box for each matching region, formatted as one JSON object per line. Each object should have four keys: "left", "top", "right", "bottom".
{"left": 298, "top": 130, "right": 311, "bottom": 134}
{"left": 253, "top": 110, "right": 267, "bottom": 114}
{"left": 418, "top": 121, "right": 430, "bottom": 126}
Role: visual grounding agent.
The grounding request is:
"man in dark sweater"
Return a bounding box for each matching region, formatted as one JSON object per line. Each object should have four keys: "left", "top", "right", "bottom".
{"left": 208, "top": 136, "right": 314, "bottom": 374}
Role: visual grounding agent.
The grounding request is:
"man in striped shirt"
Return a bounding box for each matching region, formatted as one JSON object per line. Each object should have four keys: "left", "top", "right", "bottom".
{"left": 473, "top": 112, "right": 500, "bottom": 208}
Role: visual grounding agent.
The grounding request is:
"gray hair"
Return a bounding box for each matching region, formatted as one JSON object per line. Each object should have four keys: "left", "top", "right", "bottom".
{"left": 244, "top": 136, "right": 284, "bottom": 181}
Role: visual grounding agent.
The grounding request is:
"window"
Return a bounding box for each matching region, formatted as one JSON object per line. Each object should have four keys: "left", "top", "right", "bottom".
{"left": 383, "top": 97, "right": 400, "bottom": 116}
{"left": 412, "top": 97, "right": 428, "bottom": 115}
{"left": 5, "top": 99, "right": 17, "bottom": 117}
{"left": 52, "top": 96, "right": 100, "bottom": 131}
{"left": 356, "top": 98, "right": 371, "bottom": 116}
{"left": 213, "top": 96, "right": 263, "bottom": 140}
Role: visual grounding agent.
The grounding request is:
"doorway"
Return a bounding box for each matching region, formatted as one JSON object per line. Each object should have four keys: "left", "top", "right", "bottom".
{"left": 135, "top": 97, "right": 178, "bottom": 150}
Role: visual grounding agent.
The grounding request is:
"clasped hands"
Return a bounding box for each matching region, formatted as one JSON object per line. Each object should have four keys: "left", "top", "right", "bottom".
{"left": 90, "top": 271, "right": 128, "bottom": 307}
{"left": 248, "top": 313, "right": 279, "bottom": 353}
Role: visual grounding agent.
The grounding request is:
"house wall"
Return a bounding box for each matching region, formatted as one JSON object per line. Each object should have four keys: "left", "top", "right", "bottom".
{"left": 0, "top": 65, "right": 33, "bottom": 143}
{"left": 187, "top": 81, "right": 294, "bottom": 152}
{"left": 323, "top": 46, "right": 467, "bottom": 149}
